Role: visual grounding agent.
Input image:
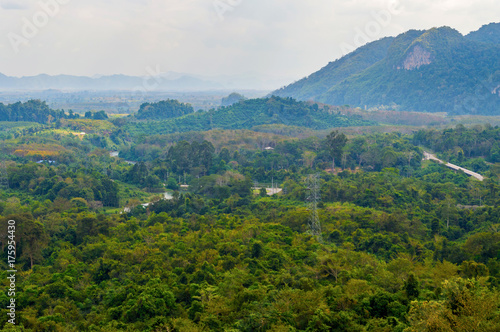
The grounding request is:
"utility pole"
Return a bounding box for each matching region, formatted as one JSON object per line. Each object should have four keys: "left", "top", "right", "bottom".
{"left": 307, "top": 174, "right": 322, "bottom": 242}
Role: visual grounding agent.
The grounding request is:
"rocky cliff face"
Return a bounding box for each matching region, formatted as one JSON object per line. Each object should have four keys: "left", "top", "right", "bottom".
{"left": 401, "top": 45, "right": 432, "bottom": 70}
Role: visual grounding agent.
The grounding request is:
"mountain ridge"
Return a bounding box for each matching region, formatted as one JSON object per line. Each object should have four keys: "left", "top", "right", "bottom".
{"left": 272, "top": 23, "right": 500, "bottom": 115}
{"left": 0, "top": 72, "right": 224, "bottom": 91}
{"left": 0, "top": 71, "right": 295, "bottom": 91}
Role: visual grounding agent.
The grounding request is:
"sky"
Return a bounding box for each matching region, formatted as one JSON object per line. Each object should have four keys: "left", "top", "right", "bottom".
{"left": 0, "top": 0, "right": 498, "bottom": 88}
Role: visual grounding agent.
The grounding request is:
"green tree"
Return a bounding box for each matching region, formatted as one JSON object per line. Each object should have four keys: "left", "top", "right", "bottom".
{"left": 325, "top": 130, "right": 348, "bottom": 171}
{"left": 406, "top": 278, "right": 500, "bottom": 332}
{"left": 404, "top": 274, "right": 420, "bottom": 300}
{"left": 19, "top": 215, "right": 49, "bottom": 269}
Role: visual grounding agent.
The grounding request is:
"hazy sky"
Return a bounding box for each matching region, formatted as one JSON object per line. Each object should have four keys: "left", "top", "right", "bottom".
{"left": 0, "top": 0, "right": 498, "bottom": 85}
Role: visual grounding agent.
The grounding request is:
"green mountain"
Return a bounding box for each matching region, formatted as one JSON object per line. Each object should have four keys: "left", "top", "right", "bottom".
{"left": 466, "top": 22, "right": 500, "bottom": 44}
{"left": 275, "top": 37, "right": 394, "bottom": 101}
{"left": 273, "top": 24, "right": 500, "bottom": 115}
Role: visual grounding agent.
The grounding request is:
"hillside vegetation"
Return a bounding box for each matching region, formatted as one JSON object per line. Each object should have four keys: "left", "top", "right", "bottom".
{"left": 273, "top": 24, "right": 500, "bottom": 115}
{"left": 1, "top": 121, "right": 500, "bottom": 331}
{"left": 125, "top": 97, "right": 375, "bottom": 136}
{"left": 136, "top": 100, "right": 194, "bottom": 120}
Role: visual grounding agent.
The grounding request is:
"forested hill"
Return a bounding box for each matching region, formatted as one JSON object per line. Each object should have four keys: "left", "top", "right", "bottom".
{"left": 127, "top": 97, "right": 374, "bottom": 135}
{"left": 272, "top": 37, "right": 394, "bottom": 101}
{"left": 136, "top": 100, "right": 194, "bottom": 120}
{"left": 0, "top": 100, "right": 66, "bottom": 123}
{"left": 272, "top": 23, "right": 500, "bottom": 115}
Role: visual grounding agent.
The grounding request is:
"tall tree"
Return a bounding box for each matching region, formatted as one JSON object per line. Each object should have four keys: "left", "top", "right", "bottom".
{"left": 325, "top": 130, "right": 348, "bottom": 171}
{"left": 19, "top": 215, "right": 49, "bottom": 269}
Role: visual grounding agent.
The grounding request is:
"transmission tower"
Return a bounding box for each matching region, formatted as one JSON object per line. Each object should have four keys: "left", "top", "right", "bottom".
{"left": 306, "top": 174, "right": 322, "bottom": 242}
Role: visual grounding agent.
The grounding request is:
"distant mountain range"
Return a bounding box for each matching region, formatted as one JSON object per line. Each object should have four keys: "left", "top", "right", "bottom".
{"left": 0, "top": 71, "right": 292, "bottom": 92}
{"left": 272, "top": 23, "right": 500, "bottom": 115}
{"left": 0, "top": 72, "right": 225, "bottom": 91}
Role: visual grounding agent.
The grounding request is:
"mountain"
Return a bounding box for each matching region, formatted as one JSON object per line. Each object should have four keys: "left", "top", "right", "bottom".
{"left": 272, "top": 24, "right": 500, "bottom": 115}
{"left": 274, "top": 37, "right": 394, "bottom": 101}
{"left": 0, "top": 72, "right": 224, "bottom": 91}
{"left": 466, "top": 22, "right": 500, "bottom": 44}
{"left": 0, "top": 71, "right": 291, "bottom": 92}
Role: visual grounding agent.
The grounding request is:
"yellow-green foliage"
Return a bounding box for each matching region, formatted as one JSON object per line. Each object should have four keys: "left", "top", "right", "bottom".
{"left": 13, "top": 143, "right": 66, "bottom": 157}
{"left": 59, "top": 119, "right": 116, "bottom": 134}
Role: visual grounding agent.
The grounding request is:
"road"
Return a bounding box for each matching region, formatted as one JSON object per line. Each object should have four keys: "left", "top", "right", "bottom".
{"left": 423, "top": 152, "right": 484, "bottom": 181}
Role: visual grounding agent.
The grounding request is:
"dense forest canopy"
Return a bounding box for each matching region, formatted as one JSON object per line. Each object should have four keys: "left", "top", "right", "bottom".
{"left": 0, "top": 100, "right": 112, "bottom": 124}
{"left": 0, "top": 97, "right": 500, "bottom": 331}
{"left": 0, "top": 100, "right": 67, "bottom": 124}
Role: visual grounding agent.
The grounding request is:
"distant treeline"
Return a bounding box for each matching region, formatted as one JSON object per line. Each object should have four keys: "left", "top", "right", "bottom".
{"left": 0, "top": 100, "right": 108, "bottom": 124}
{"left": 0, "top": 100, "right": 66, "bottom": 124}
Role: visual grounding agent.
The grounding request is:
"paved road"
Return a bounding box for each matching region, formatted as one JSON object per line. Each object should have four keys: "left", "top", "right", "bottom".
{"left": 423, "top": 152, "right": 484, "bottom": 181}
